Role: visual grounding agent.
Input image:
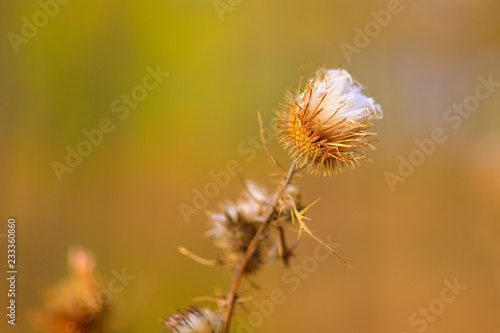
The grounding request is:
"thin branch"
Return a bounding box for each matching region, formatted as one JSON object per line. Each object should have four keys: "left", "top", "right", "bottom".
{"left": 177, "top": 247, "right": 220, "bottom": 266}
{"left": 277, "top": 225, "right": 291, "bottom": 266}
{"left": 258, "top": 112, "right": 286, "bottom": 176}
{"left": 222, "top": 161, "right": 297, "bottom": 333}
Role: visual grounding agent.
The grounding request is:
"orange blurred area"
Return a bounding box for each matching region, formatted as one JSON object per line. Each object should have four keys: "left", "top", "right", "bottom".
{"left": 1, "top": 0, "right": 499, "bottom": 332}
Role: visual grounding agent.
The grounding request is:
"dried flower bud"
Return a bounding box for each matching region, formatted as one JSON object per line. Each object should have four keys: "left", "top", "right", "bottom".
{"left": 207, "top": 183, "right": 275, "bottom": 274}
{"left": 276, "top": 68, "right": 383, "bottom": 175}
{"left": 207, "top": 182, "right": 300, "bottom": 273}
{"left": 162, "top": 307, "right": 221, "bottom": 333}
{"left": 33, "top": 246, "right": 107, "bottom": 333}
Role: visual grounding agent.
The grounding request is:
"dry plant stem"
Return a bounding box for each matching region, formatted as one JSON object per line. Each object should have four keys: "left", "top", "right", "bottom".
{"left": 222, "top": 161, "right": 297, "bottom": 333}
{"left": 178, "top": 246, "right": 220, "bottom": 266}
{"left": 278, "top": 226, "right": 291, "bottom": 266}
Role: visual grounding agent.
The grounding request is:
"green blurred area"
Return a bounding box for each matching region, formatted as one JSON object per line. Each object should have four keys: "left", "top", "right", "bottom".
{"left": 1, "top": 0, "right": 500, "bottom": 332}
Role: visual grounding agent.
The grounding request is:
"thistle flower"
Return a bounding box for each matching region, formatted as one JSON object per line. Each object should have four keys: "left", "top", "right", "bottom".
{"left": 276, "top": 68, "right": 383, "bottom": 175}
{"left": 207, "top": 182, "right": 300, "bottom": 273}
{"left": 33, "top": 247, "right": 107, "bottom": 333}
{"left": 162, "top": 307, "right": 221, "bottom": 333}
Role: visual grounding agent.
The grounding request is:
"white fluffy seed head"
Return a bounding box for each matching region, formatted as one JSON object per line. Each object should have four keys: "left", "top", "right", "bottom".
{"left": 305, "top": 69, "right": 383, "bottom": 127}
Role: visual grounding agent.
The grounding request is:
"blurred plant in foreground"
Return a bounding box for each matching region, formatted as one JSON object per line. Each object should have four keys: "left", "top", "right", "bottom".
{"left": 33, "top": 247, "right": 108, "bottom": 333}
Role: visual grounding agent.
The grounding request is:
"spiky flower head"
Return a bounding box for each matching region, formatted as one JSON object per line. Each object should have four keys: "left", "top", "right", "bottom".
{"left": 276, "top": 67, "right": 383, "bottom": 175}
{"left": 162, "top": 307, "right": 221, "bottom": 333}
{"left": 33, "top": 247, "right": 108, "bottom": 333}
{"left": 207, "top": 182, "right": 300, "bottom": 274}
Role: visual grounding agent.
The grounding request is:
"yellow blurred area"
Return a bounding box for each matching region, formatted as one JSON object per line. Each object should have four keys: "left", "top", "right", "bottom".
{"left": 1, "top": 0, "right": 499, "bottom": 332}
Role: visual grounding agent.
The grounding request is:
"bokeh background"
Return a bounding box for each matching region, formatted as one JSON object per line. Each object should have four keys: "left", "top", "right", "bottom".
{"left": 1, "top": 0, "right": 499, "bottom": 332}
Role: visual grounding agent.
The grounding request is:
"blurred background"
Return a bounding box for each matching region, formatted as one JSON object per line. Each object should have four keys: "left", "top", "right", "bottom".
{"left": 1, "top": 0, "right": 499, "bottom": 332}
